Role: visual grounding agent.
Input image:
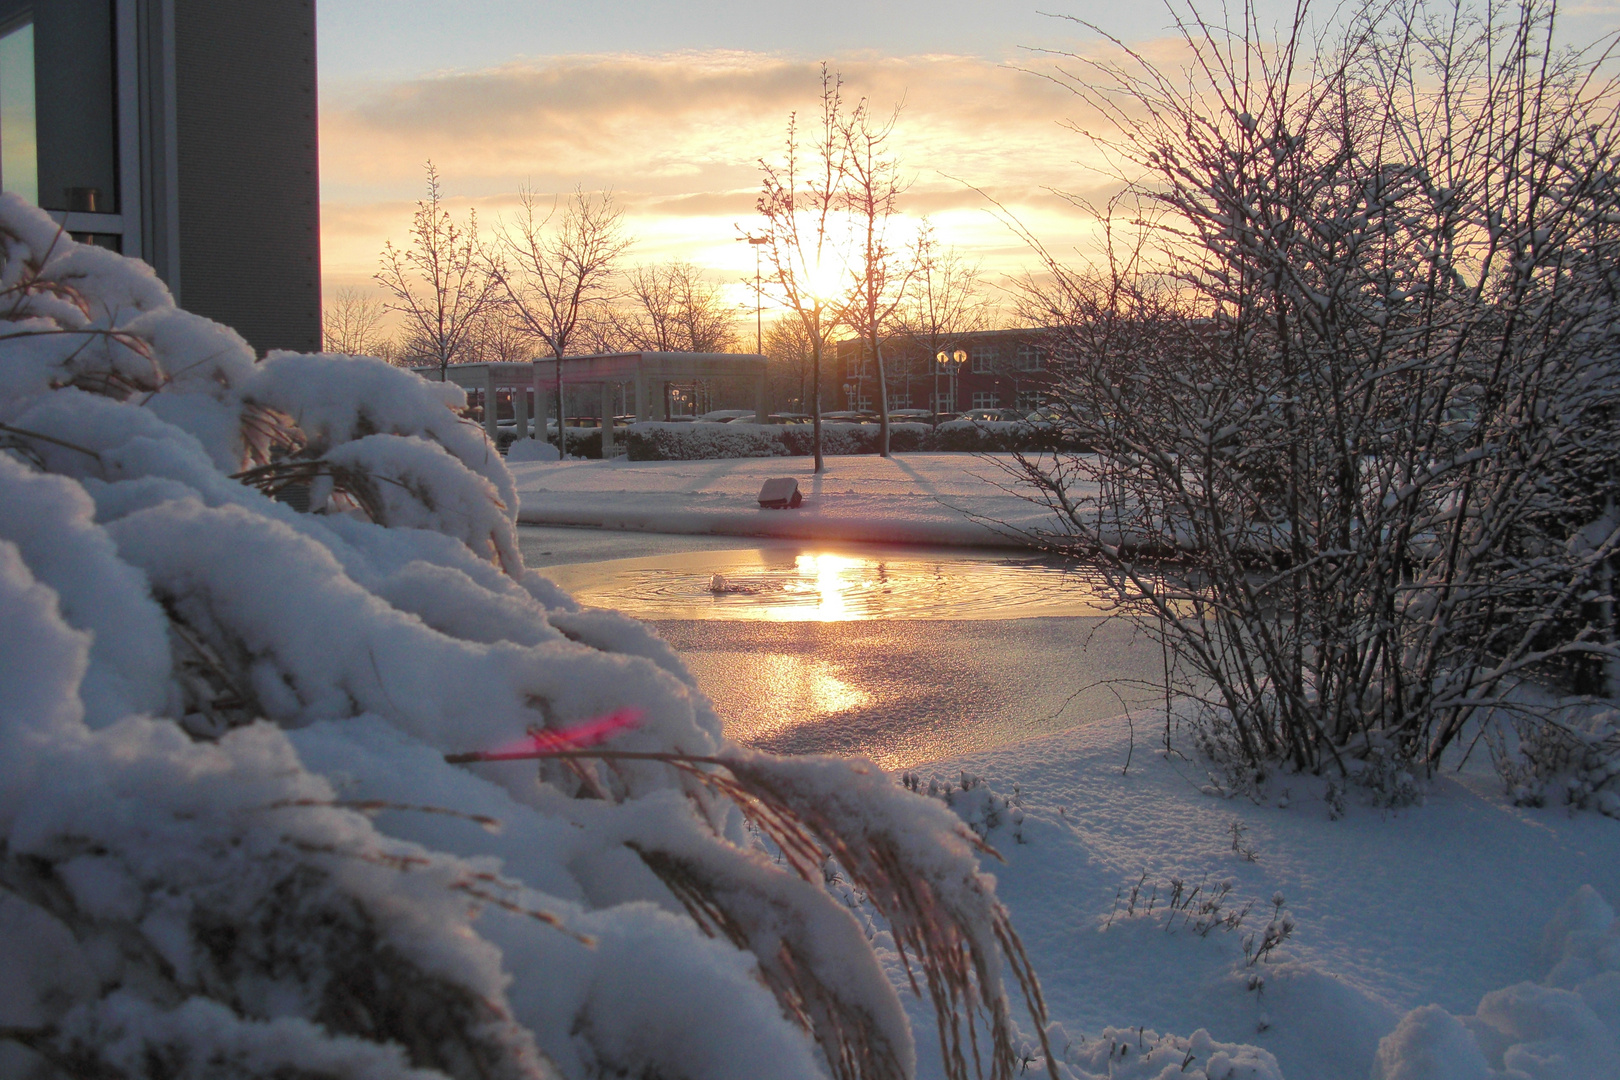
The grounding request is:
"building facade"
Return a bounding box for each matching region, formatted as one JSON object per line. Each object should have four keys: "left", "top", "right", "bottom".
{"left": 0, "top": 0, "right": 320, "bottom": 354}
{"left": 834, "top": 328, "right": 1057, "bottom": 414}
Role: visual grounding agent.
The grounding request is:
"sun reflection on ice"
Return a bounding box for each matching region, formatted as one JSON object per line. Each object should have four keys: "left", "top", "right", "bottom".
{"left": 688, "top": 652, "right": 871, "bottom": 742}
{"left": 782, "top": 552, "right": 861, "bottom": 621}
{"left": 540, "top": 542, "right": 1118, "bottom": 621}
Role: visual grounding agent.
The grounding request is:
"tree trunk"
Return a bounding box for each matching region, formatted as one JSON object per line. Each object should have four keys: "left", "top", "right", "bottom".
{"left": 872, "top": 329, "right": 890, "bottom": 457}
{"left": 811, "top": 327, "right": 824, "bottom": 473}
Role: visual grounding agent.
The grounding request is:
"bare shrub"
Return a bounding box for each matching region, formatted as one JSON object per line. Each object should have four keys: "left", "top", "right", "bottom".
{"left": 1017, "top": 0, "right": 1620, "bottom": 787}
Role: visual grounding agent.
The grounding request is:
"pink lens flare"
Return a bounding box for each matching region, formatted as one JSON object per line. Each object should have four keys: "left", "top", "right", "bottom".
{"left": 446, "top": 708, "right": 643, "bottom": 764}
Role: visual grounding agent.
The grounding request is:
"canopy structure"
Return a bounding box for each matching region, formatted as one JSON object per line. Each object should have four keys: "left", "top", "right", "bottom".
{"left": 421, "top": 352, "right": 770, "bottom": 454}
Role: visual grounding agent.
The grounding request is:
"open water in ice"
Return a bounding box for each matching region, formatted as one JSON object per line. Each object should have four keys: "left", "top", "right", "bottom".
{"left": 521, "top": 527, "right": 1165, "bottom": 769}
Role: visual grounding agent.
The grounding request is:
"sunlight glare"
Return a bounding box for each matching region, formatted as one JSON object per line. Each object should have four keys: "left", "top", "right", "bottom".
{"left": 792, "top": 552, "right": 857, "bottom": 621}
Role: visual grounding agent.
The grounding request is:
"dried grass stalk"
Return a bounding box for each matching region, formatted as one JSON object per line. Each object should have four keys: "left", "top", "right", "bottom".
{"left": 450, "top": 745, "right": 1059, "bottom": 1080}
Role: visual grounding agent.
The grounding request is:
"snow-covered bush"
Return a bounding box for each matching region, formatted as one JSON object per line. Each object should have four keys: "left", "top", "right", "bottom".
{"left": 625, "top": 420, "right": 792, "bottom": 461}
{"left": 623, "top": 420, "right": 1029, "bottom": 461}
{"left": 1490, "top": 708, "right": 1620, "bottom": 817}
{"left": 0, "top": 197, "right": 1052, "bottom": 1080}
{"left": 1018, "top": 0, "right": 1620, "bottom": 789}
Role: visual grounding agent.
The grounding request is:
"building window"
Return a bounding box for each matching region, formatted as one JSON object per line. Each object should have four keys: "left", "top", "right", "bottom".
{"left": 970, "top": 344, "right": 998, "bottom": 373}
{"left": 972, "top": 391, "right": 1001, "bottom": 410}
{"left": 7, "top": 1, "right": 121, "bottom": 214}
{"left": 887, "top": 391, "right": 909, "bottom": 410}
{"left": 1016, "top": 390, "right": 1042, "bottom": 412}
{"left": 1014, "top": 342, "right": 1042, "bottom": 371}
{"left": 0, "top": 15, "right": 36, "bottom": 204}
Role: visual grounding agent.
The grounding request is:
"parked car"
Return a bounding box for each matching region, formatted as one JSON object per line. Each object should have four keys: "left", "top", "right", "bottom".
{"left": 723, "top": 413, "right": 811, "bottom": 424}
{"left": 960, "top": 408, "right": 1025, "bottom": 423}
{"left": 697, "top": 409, "right": 757, "bottom": 423}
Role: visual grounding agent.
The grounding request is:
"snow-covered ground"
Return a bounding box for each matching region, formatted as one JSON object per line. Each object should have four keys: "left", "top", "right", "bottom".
{"left": 918, "top": 712, "right": 1620, "bottom": 1080}
{"left": 508, "top": 454, "right": 1067, "bottom": 546}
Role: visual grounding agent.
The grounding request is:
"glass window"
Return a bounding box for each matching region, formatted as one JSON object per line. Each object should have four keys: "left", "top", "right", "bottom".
{"left": 1014, "top": 342, "right": 1042, "bottom": 371}
{"left": 0, "top": 16, "right": 36, "bottom": 204}
{"left": 972, "top": 391, "right": 1002, "bottom": 410}
{"left": 971, "top": 344, "right": 998, "bottom": 373}
{"left": 41, "top": 1, "right": 119, "bottom": 213}
{"left": 2, "top": 1, "right": 120, "bottom": 213}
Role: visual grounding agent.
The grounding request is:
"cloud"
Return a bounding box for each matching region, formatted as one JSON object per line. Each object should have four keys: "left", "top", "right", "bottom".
{"left": 321, "top": 51, "right": 1099, "bottom": 192}
{"left": 318, "top": 49, "right": 1122, "bottom": 310}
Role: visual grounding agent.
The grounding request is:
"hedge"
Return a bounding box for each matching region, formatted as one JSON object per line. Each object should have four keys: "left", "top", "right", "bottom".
{"left": 623, "top": 420, "right": 1086, "bottom": 461}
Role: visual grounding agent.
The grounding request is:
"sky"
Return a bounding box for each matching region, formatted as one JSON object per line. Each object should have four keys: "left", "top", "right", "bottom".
{"left": 315, "top": 0, "right": 1620, "bottom": 331}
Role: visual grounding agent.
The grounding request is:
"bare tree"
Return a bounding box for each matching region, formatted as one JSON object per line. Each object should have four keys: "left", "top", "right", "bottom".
{"left": 899, "top": 221, "right": 990, "bottom": 416}
{"left": 375, "top": 163, "right": 502, "bottom": 381}
{"left": 763, "top": 315, "right": 815, "bottom": 410}
{"left": 756, "top": 64, "right": 851, "bottom": 473}
{"left": 615, "top": 260, "right": 739, "bottom": 353}
{"left": 322, "top": 286, "right": 388, "bottom": 356}
{"left": 1016, "top": 0, "right": 1620, "bottom": 794}
{"left": 464, "top": 303, "right": 536, "bottom": 365}
{"left": 838, "top": 97, "right": 914, "bottom": 456}
{"left": 494, "top": 187, "right": 632, "bottom": 456}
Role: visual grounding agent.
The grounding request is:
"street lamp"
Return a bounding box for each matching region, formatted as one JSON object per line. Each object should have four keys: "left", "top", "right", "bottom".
{"left": 737, "top": 235, "right": 768, "bottom": 355}
{"left": 936, "top": 349, "right": 967, "bottom": 416}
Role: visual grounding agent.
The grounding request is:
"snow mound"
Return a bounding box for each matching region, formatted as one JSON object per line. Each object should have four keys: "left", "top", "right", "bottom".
{"left": 505, "top": 437, "right": 560, "bottom": 463}
{"left": 0, "top": 196, "right": 1048, "bottom": 1079}
{"left": 1051, "top": 1025, "right": 1283, "bottom": 1079}
{"left": 1373, "top": 885, "right": 1620, "bottom": 1080}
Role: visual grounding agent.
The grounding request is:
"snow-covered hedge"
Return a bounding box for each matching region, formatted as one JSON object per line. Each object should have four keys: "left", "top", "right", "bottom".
{"left": 623, "top": 421, "right": 1074, "bottom": 461}
{"left": 0, "top": 197, "right": 1053, "bottom": 1079}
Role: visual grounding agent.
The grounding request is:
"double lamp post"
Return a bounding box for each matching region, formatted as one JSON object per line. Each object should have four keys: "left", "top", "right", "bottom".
{"left": 934, "top": 349, "right": 967, "bottom": 420}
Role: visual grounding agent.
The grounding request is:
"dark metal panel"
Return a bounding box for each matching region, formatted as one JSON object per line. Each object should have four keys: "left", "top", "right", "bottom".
{"left": 172, "top": 0, "right": 319, "bottom": 354}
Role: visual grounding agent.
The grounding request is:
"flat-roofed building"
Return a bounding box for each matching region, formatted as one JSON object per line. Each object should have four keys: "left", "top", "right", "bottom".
{"left": 0, "top": 0, "right": 320, "bottom": 354}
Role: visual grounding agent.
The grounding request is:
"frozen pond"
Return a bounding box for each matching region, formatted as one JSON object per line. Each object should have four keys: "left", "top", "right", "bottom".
{"left": 521, "top": 527, "right": 1165, "bottom": 768}
{"left": 538, "top": 545, "right": 1119, "bottom": 622}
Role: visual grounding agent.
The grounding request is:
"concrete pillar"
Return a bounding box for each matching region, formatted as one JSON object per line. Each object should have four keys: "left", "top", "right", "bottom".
{"left": 512, "top": 379, "right": 529, "bottom": 440}
{"left": 532, "top": 364, "right": 543, "bottom": 441}
{"left": 634, "top": 373, "right": 649, "bottom": 421}
{"left": 754, "top": 369, "right": 768, "bottom": 424}
{"left": 600, "top": 383, "right": 615, "bottom": 456}
{"left": 483, "top": 367, "right": 498, "bottom": 442}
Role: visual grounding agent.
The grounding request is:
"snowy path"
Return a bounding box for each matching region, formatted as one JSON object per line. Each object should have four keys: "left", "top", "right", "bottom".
{"left": 509, "top": 453, "right": 1070, "bottom": 546}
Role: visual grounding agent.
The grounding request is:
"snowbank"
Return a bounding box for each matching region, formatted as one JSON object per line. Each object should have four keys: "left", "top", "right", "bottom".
{"left": 0, "top": 196, "right": 1049, "bottom": 1079}
{"left": 904, "top": 712, "right": 1620, "bottom": 1080}
{"left": 1373, "top": 885, "right": 1620, "bottom": 1079}
{"left": 509, "top": 454, "right": 1070, "bottom": 546}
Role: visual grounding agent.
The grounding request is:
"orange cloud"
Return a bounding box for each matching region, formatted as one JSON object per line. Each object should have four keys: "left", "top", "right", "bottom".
{"left": 319, "top": 50, "right": 1125, "bottom": 319}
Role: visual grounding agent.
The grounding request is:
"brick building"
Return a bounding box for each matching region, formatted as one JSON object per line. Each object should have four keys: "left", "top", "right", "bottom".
{"left": 833, "top": 327, "right": 1057, "bottom": 414}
